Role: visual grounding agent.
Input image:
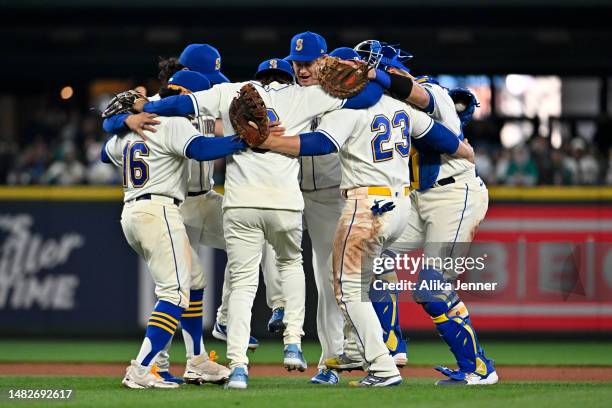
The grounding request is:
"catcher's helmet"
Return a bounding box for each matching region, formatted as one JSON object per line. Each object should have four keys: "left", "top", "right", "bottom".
{"left": 353, "top": 40, "right": 412, "bottom": 72}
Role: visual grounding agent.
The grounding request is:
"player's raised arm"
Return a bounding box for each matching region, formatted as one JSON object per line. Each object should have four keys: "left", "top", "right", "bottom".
{"left": 103, "top": 112, "right": 161, "bottom": 137}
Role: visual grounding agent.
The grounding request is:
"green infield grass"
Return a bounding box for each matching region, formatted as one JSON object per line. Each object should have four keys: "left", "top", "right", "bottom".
{"left": 0, "top": 339, "right": 611, "bottom": 366}
{"left": 1, "top": 376, "right": 611, "bottom": 408}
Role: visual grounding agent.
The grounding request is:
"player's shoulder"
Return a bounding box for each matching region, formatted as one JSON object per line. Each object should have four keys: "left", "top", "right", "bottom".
{"left": 146, "top": 116, "right": 197, "bottom": 139}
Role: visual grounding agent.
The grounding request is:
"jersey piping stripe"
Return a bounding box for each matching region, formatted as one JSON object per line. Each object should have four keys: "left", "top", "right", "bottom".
{"left": 183, "top": 134, "right": 200, "bottom": 158}
{"left": 412, "top": 118, "right": 434, "bottom": 139}
{"left": 251, "top": 81, "right": 291, "bottom": 93}
{"left": 449, "top": 183, "right": 469, "bottom": 258}
{"left": 318, "top": 129, "right": 341, "bottom": 151}
{"left": 162, "top": 206, "right": 182, "bottom": 307}
{"left": 105, "top": 141, "right": 121, "bottom": 167}
{"left": 337, "top": 200, "right": 370, "bottom": 363}
{"left": 188, "top": 93, "right": 199, "bottom": 118}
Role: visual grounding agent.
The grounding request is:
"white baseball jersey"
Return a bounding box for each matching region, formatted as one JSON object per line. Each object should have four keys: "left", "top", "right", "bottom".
{"left": 298, "top": 117, "right": 342, "bottom": 190}
{"left": 418, "top": 83, "right": 474, "bottom": 181}
{"left": 104, "top": 116, "right": 200, "bottom": 202}
{"left": 187, "top": 81, "right": 346, "bottom": 210}
{"left": 188, "top": 116, "right": 216, "bottom": 193}
{"left": 317, "top": 94, "right": 434, "bottom": 190}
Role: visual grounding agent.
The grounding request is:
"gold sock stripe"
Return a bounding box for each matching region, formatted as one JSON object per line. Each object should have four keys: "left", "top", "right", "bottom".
{"left": 432, "top": 313, "right": 449, "bottom": 324}
{"left": 149, "top": 316, "right": 178, "bottom": 330}
{"left": 189, "top": 300, "right": 203, "bottom": 305}
{"left": 151, "top": 311, "right": 179, "bottom": 325}
{"left": 181, "top": 312, "right": 203, "bottom": 317}
{"left": 185, "top": 306, "right": 203, "bottom": 312}
{"left": 148, "top": 321, "right": 175, "bottom": 335}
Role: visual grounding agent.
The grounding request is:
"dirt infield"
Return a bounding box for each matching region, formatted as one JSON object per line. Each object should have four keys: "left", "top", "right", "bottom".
{"left": 2, "top": 363, "right": 612, "bottom": 381}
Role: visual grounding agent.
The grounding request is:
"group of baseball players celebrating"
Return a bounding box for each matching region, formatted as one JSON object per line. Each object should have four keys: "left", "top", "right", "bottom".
{"left": 100, "top": 29, "right": 498, "bottom": 389}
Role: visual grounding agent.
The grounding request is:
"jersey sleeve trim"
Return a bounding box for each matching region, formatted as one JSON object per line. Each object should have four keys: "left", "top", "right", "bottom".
{"left": 412, "top": 117, "right": 434, "bottom": 139}
{"left": 317, "top": 128, "right": 341, "bottom": 150}
{"left": 188, "top": 93, "right": 200, "bottom": 117}
{"left": 183, "top": 134, "right": 202, "bottom": 158}
{"left": 105, "top": 140, "right": 121, "bottom": 167}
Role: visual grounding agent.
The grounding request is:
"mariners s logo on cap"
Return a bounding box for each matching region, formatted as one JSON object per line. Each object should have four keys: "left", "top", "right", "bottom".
{"left": 295, "top": 39, "right": 303, "bottom": 51}
{"left": 269, "top": 60, "right": 278, "bottom": 68}
{"left": 215, "top": 57, "right": 221, "bottom": 71}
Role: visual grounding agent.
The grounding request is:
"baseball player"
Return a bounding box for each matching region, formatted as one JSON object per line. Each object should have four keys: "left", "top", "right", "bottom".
{"left": 131, "top": 58, "right": 386, "bottom": 389}
{"left": 282, "top": 32, "right": 347, "bottom": 385}
{"left": 103, "top": 44, "right": 264, "bottom": 382}
{"left": 100, "top": 70, "right": 246, "bottom": 389}
{"left": 358, "top": 41, "right": 498, "bottom": 385}
{"left": 258, "top": 67, "right": 475, "bottom": 386}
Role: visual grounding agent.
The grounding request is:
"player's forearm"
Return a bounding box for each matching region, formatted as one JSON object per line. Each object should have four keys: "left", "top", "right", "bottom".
{"left": 343, "top": 82, "right": 384, "bottom": 109}
{"left": 103, "top": 113, "right": 129, "bottom": 134}
{"left": 452, "top": 140, "right": 474, "bottom": 162}
{"left": 185, "top": 135, "right": 247, "bottom": 161}
{"left": 142, "top": 95, "right": 195, "bottom": 116}
{"left": 261, "top": 135, "right": 301, "bottom": 156}
{"left": 382, "top": 72, "right": 431, "bottom": 110}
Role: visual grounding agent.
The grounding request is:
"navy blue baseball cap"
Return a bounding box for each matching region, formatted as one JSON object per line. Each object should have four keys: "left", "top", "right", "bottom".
{"left": 255, "top": 58, "right": 295, "bottom": 82}
{"left": 179, "top": 44, "right": 229, "bottom": 85}
{"left": 286, "top": 31, "right": 327, "bottom": 62}
{"left": 168, "top": 70, "right": 211, "bottom": 93}
{"left": 330, "top": 47, "right": 361, "bottom": 61}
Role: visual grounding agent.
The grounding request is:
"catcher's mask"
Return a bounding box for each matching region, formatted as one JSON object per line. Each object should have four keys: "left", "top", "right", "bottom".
{"left": 354, "top": 40, "right": 413, "bottom": 72}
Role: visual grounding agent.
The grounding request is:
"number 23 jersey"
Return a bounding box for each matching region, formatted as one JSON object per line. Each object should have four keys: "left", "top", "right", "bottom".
{"left": 104, "top": 116, "right": 200, "bottom": 203}
{"left": 317, "top": 94, "right": 434, "bottom": 191}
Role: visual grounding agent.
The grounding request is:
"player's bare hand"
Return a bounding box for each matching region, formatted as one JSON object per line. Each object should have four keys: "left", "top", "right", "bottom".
{"left": 455, "top": 139, "right": 476, "bottom": 164}
{"left": 125, "top": 113, "right": 160, "bottom": 139}
{"left": 133, "top": 98, "right": 147, "bottom": 113}
{"left": 269, "top": 120, "right": 286, "bottom": 137}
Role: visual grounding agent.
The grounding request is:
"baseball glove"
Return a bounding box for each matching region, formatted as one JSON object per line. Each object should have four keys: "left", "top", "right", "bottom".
{"left": 448, "top": 87, "right": 480, "bottom": 125}
{"left": 101, "top": 90, "right": 144, "bottom": 118}
{"left": 318, "top": 56, "right": 370, "bottom": 99}
{"left": 229, "top": 83, "right": 270, "bottom": 147}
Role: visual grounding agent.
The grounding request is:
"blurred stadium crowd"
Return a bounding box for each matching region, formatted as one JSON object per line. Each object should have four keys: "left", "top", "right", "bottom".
{"left": 1, "top": 104, "right": 611, "bottom": 187}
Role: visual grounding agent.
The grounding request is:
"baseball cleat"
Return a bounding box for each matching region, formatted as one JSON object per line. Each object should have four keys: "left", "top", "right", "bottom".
{"left": 224, "top": 366, "right": 248, "bottom": 390}
{"left": 267, "top": 307, "right": 286, "bottom": 334}
{"left": 183, "top": 353, "right": 231, "bottom": 385}
{"left": 121, "top": 360, "right": 179, "bottom": 389}
{"left": 151, "top": 366, "right": 185, "bottom": 385}
{"left": 434, "top": 358, "right": 499, "bottom": 386}
{"left": 310, "top": 368, "right": 339, "bottom": 385}
{"left": 283, "top": 344, "right": 307, "bottom": 372}
{"left": 324, "top": 353, "right": 365, "bottom": 372}
{"left": 348, "top": 373, "right": 402, "bottom": 387}
{"left": 212, "top": 322, "right": 259, "bottom": 351}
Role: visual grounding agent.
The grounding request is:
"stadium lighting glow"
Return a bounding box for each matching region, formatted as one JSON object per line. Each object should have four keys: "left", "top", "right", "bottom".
{"left": 60, "top": 86, "right": 74, "bottom": 100}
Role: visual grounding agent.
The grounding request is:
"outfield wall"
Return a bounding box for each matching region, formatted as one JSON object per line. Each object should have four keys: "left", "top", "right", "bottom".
{"left": 0, "top": 186, "right": 610, "bottom": 337}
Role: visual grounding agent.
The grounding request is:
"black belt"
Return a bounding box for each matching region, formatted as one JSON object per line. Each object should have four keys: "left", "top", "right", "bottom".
{"left": 433, "top": 176, "right": 456, "bottom": 188}
{"left": 134, "top": 194, "right": 181, "bottom": 206}
{"left": 187, "top": 190, "right": 209, "bottom": 197}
